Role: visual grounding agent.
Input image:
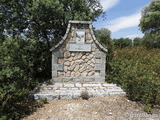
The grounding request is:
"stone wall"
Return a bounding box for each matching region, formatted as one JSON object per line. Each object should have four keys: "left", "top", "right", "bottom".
{"left": 51, "top": 21, "right": 107, "bottom": 82}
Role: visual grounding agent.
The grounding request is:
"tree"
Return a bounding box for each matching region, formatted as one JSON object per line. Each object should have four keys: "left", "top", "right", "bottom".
{"left": 133, "top": 37, "right": 142, "bottom": 46}
{"left": 29, "top": 0, "right": 103, "bottom": 48}
{"left": 0, "top": 36, "right": 36, "bottom": 119}
{"left": 0, "top": 0, "right": 103, "bottom": 48}
{"left": 139, "top": 0, "right": 160, "bottom": 48}
{"left": 0, "top": 0, "right": 32, "bottom": 37}
{"left": 0, "top": 1, "right": 104, "bottom": 119}
{"left": 139, "top": 0, "right": 160, "bottom": 34}
{"left": 113, "top": 38, "right": 132, "bottom": 49}
{"left": 94, "top": 28, "right": 111, "bottom": 46}
{"left": 142, "top": 33, "right": 160, "bottom": 48}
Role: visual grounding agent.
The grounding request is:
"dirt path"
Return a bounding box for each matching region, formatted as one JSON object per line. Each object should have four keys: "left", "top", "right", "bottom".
{"left": 22, "top": 95, "right": 160, "bottom": 120}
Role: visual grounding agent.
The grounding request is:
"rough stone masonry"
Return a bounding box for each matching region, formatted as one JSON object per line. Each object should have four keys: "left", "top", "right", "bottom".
{"left": 50, "top": 21, "right": 108, "bottom": 82}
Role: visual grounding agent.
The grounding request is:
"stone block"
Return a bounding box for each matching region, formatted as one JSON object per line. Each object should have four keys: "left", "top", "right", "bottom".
{"left": 53, "top": 83, "right": 63, "bottom": 88}
{"left": 57, "top": 58, "right": 64, "bottom": 64}
{"left": 71, "top": 88, "right": 79, "bottom": 90}
{"left": 83, "top": 83, "right": 101, "bottom": 87}
{"left": 101, "top": 57, "right": 106, "bottom": 64}
{"left": 64, "top": 51, "right": 71, "bottom": 58}
{"left": 59, "top": 88, "right": 68, "bottom": 90}
{"left": 100, "top": 71, "right": 106, "bottom": 76}
{"left": 52, "top": 70, "right": 57, "bottom": 77}
{"left": 95, "top": 58, "right": 100, "bottom": 64}
{"left": 64, "top": 83, "right": 74, "bottom": 87}
{"left": 66, "top": 71, "right": 71, "bottom": 77}
{"left": 95, "top": 64, "right": 105, "bottom": 71}
{"left": 88, "top": 71, "right": 94, "bottom": 76}
{"left": 53, "top": 64, "right": 63, "bottom": 71}
{"left": 71, "top": 52, "right": 76, "bottom": 56}
{"left": 95, "top": 77, "right": 105, "bottom": 82}
{"left": 57, "top": 71, "right": 64, "bottom": 77}
{"left": 74, "top": 65, "right": 80, "bottom": 71}
{"left": 60, "top": 94, "right": 72, "bottom": 100}
{"left": 79, "top": 88, "right": 86, "bottom": 90}
{"left": 52, "top": 57, "right": 57, "bottom": 64}
{"left": 95, "top": 52, "right": 106, "bottom": 58}
{"left": 75, "top": 83, "right": 82, "bottom": 87}
{"left": 64, "top": 61, "right": 70, "bottom": 66}
{"left": 102, "top": 83, "right": 117, "bottom": 87}
{"left": 53, "top": 51, "right": 63, "bottom": 58}
{"left": 81, "top": 71, "right": 88, "bottom": 76}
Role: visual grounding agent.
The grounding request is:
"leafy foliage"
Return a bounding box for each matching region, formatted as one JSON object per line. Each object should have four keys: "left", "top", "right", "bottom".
{"left": 1, "top": 0, "right": 103, "bottom": 48}
{"left": 108, "top": 47, "right": 160, "bottom": 112}
{"left": 141, "top": 33, "right": 160, "bottom": 49}
{"left": 0, "top": 36, "right": 50, "bottom": 119}
{"left": 113, "top": 38, "right": 132, "bottom": 49}
{"left": 94, "top": 28, "right": 111, "bottom": 46}
{"left": 139, "top": 0, "right": 160, "bottom": 34}
{"left": 0, "top": 0, "right": 104, "bottom": 119}
{"left": 0, "top": 0, "right": 32, "bottom": 37}
{"left": 139, "top": 0, "right": 160, "bottom": 48}
{"left": 133, "top": 37, "right": 142, "bottom": 46}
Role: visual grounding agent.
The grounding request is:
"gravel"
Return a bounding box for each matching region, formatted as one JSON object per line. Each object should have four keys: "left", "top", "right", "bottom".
{"left": 22, "top": 95, "right": 160, "bottom": 120}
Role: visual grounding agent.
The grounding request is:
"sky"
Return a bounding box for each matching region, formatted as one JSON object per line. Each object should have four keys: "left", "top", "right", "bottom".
{"left": 93, "top": 0, "right": 152, "bottom": 39}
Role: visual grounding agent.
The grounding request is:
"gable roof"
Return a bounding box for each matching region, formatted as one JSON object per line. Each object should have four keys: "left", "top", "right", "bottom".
{"left": 50, "top": 20, "right": 108, "bottom": 52}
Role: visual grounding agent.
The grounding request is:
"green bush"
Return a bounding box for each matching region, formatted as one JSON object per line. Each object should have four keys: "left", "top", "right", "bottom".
{"left": 113, "top": 38, "right": 132, "bottom": 49}
{"left": 107, "top": 46, "right": 160, "bottom": 112}
{"left": 0, "top": 36, "right": 50, "bottom": 119}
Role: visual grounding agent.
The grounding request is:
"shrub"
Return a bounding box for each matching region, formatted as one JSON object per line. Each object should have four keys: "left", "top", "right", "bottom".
{"left": 107, "top": 46, "right": 160, "bottom": 112}
{"left": 0, "top": 36, "right": 50, "bottom": 119}
{"left": 81, "top": 91, "right": 90, "bottom": 100}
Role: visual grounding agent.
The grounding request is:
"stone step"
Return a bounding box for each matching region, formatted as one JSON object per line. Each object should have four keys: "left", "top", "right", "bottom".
{"left": 33, "top": 82, "right": 126, "bottom": 100}
{"left": 37, "top": 82, "right": 118, "bottom": 89}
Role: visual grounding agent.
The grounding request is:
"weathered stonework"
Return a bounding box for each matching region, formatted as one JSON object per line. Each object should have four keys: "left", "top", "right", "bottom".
{"left": 50, "top": 21, "right": 108, "bottom": 82}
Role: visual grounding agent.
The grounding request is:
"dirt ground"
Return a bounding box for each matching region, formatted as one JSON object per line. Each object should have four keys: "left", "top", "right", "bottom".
{"left": 22, "top": 95, "right": 160, "bottom": 120}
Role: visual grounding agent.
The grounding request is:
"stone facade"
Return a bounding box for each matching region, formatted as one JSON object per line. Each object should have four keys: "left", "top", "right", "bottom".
{"left": 50, "top": 21, "right": 108, "bottom": 82}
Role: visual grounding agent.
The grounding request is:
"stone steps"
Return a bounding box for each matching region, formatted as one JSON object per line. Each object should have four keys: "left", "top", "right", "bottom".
{"left": 33, "top": 82, "right": 126, "bottom": 100}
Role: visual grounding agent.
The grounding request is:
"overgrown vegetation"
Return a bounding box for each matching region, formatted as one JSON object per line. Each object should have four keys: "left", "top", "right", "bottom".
{"left": 0, "top": 0, "right": 104, "bottom": 119}
{"left": 0, "top": 36, "right": 50, "bottom": 119}
{"left": 107, "top": 46, "right": 160, "bottom": 112}
{"left": 139, "top": 0, "right": 160, "bottom": 49}
{"left": 0, "top": 0, "right": 160, "bottom": 119}
{"left": 107, "top": 1, "right": 160, "bottom": 112}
